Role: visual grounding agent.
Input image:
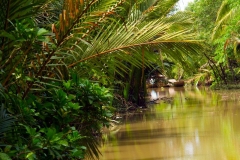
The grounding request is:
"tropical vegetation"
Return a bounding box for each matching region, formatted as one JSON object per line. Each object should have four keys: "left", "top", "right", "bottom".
{"left": 4, "top": 0, "right": 238, "bottom": 159}
{"left": 186, "top": 0, "right": 240, "bottom": 88}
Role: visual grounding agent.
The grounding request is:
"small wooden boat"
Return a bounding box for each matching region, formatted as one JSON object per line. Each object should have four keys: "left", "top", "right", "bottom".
{"left": 173, "top": 80, "right": 185, "bottom": 87}
{"left": 163, "top": 83, "right": 171, "bottom": 87}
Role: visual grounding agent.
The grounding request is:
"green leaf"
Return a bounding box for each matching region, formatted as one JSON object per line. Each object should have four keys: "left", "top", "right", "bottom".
{"left": 0, "top": 30, "right": 15, "bottom": 40}
{"left": 71, "top": 149, "right": 84, "bottom": 158}
{"left": 25, "top": 126, "right": 36, "bottom": 137}
{"left": 63, "top": 80, "right": 72, "bottom": 89}
{"left": 45, "top": 128, "right": 56, "bottom": 141}
{"left": 37, "top": 28, "right": 48, "bottom": 36}
{"left": 68, "top": 130, "right": 82, "bottom": 142}
{"left": 32, "top": 138, "right": 43, "bottom": 148}
{"left": 50, "top": 132, "right": 63, "bottom": 143}
{"left": 68, "top": 94, "right": 75, "bottom": 101}
{"left": 57, "top": 140, "right": 68, "bottom": 147}
{"left": 68, "top": 102, "right": 81, "bottom": 110}
{"left": 80, "top": 146, "right": 87, "bottom": 150}
{"left": 24, "top": 76, "right": 33, "bottom": 82}
{"left": 42, "top": 102, "right": 54, "bottom": 108}
{"left": 26, "top": 152, "right": 35, "bottom": 160}
{"left": 0, "top": 153, "right": 11, "bottom": 160}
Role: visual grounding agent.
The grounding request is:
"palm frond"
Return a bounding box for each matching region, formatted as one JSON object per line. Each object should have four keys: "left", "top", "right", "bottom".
{"left": 146, "top": 0, "right": 179, "bottom": 20}
{"left": 8, "top": 0, "right": 48, "bottom": 21}
{"left": 0, "top": 105, "right": 15, "bottom": 140}
{"left": 211, "top": 0, "right": 235, "bottom": 40}
{"left": 66, "top": 13, "right": 202, "bottom": 74}
{"left": 84, "top": 137, "right": 101, "bottom": 160}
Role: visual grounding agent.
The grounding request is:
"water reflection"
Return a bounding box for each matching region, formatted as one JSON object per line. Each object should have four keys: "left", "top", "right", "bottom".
{"left": 149, "top": 87, "right": 185, "bottom": 101}
{"left": 100, "top": 87, "right": 240, "bottom": 160}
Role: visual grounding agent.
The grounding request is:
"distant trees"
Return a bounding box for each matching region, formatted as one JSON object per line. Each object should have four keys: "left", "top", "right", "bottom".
{"left": 187, "top": 0, "right": 240, "bottom": 87}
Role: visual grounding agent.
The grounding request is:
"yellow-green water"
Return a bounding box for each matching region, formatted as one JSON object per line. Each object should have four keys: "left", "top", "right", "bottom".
{"left": 100, "top": 87, "right": 240, "bottom": 160}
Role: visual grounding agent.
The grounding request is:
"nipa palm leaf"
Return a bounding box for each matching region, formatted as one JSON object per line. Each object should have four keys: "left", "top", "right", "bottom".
{"left": 0, "top": 105, "right": 15, "bottom": 140}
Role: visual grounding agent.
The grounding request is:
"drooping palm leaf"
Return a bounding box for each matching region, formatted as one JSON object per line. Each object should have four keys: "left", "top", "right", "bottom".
{"left": 0, "top": 105, "right": 15, "bottom": 140}
{"left": 66, "top": 11, "right": 202, "bottom": 76}
{"left": 211, "top": 0, "right": 235, "bottom": 40}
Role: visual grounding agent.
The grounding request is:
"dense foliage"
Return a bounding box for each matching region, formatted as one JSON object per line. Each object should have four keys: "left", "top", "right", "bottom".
{"left": 0, "top": 75, "right": 113, "bottom": 159}
{"left": 186, "top": 0, "right": 240, "bottom": 87}
{"left": 0, "top": 0, "right": 202, "bottom": 159}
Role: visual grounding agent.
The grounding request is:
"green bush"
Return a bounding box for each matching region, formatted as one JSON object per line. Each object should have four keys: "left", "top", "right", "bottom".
{"left": 0, "top": 76, "right": 113, "bottom": 159}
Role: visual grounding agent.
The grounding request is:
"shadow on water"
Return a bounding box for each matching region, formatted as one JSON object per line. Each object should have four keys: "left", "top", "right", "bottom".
{"left": 110, "top": 127, "right": 191, "bottom": 146}
{"left": 99, "top": 87, "right": 240, "bottom": 160}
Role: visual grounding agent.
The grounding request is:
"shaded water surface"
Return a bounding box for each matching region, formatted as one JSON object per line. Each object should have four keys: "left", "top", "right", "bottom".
{"left": 100, "top": 87, "right": 240, "bottom": 160}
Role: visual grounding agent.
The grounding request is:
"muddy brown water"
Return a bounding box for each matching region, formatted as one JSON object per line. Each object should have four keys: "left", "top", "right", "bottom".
{"left": 99, "top": 87, "right": 240, "bottom": 160}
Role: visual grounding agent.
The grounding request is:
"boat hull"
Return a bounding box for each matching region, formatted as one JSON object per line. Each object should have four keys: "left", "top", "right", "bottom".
{"left": 173, "top": 80, "right": 185, "bottom": 87}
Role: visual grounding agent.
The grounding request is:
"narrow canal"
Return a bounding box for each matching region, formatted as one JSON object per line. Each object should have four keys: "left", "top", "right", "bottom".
{"left": 99, "top": 87, "right": 240, "bottom": 160}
